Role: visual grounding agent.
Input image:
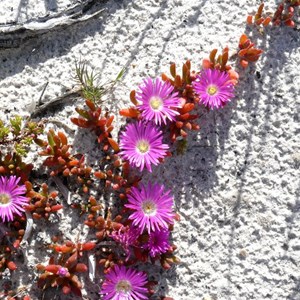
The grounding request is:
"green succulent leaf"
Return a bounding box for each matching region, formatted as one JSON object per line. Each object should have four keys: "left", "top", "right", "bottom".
{"left": 75, "top": 60, "right": 125, "bottom": 104}
{"left": 115, "top": 67, "right": 125, "bottom": 82}
{"left": 23, "top": 137, "right": 33, "bottom": 145}
{"left": 75, "top": 108, "right": 90, "bottom": 119}
{"left": 10, "top": 115, "right": 22, "bottom": 136}
{"left": 0, "top": 126, "right": 10, "bottom": 141}
{"left": 176, "top": 139, "right": 188, "bottom": 155}
{"left": 14, "top": 143, "right": 28, "bottom": 156}
{"left": 47, "top": 131, "right": 55, "bottom": 148}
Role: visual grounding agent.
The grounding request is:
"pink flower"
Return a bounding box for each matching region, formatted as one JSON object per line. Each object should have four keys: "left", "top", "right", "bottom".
{"left": 0, "top": 176, "right": 28, "bottom": 222}
{"left": 136, "top": 77, "right": 181, "bottom": 125}
{"left": 125, "top": 182, "right": 174, "bottom": 234}
{"left": 57, "top": 267, "right": 69, "bottom": 277}
{"left": 193, "top": 69, "right": 234, "bottom": 109}
{"left": 144, "top": 229, "right": 171, "bottom": 257}
{"left": 119, "top": 121, "right": 169, "bottom": 172}
{"left": 111, "top": 226, "right": 140, "bottom": 260}
{"left": 101, "top": 265, "right": 148, "bottom": 300}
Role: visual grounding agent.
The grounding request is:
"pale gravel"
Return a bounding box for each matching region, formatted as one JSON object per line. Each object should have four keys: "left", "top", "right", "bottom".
{"left": 0, "top": 0, "right": 79, "bottom": 24}
{"left": 0, "top": 0, "right": 300, "bottom": 299}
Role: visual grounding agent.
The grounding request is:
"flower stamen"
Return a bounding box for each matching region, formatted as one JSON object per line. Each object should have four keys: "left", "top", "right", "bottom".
{"left": 142, "top": 200, "right": 157, "bottom": 216}
{"left": 0, "top": 193, "right": 11, "bottom": 205}
{"left": 120, "top": 121, "right": 169, "bottom": 172}
{"left": 207, "top": 85, "right": 218, "bottom": 95}
{"left": 136, "top": 140, "right": 150, "bottom": 154}
{"left": 149, "top": 96, "right": 163, "bottom": 110}
{"left": 115, "top": 280, "right": 132, "bottom": 293}
{"left": 101, "top": 265, "right": 148, "bottom": 299}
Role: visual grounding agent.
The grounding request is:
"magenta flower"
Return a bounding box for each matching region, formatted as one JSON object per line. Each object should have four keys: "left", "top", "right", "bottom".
{"left": 111, "top": 226, "right": 140, "bottom": 260}
{"left": 57, "top": 267, "right": 69, "bottom": 277}
{"left": 125, "top": 182, "right": 174, "bottom": 233}
{"left": 101, "top": 265, "right": 148, "bottom": 300}
{"left": 144, "top": 229, "right": 171, "bottom": 257}
{"left": 0, "top": 176, "right": 28, "bottom": 222}
{"left": 193, "top": 68, "right": 234, "bottom": 109}
{"left": 119, "top": 121, "right": 169, "bottom": 172}
{"left": 136, "top": 77, "right": 181, "bottom": 125}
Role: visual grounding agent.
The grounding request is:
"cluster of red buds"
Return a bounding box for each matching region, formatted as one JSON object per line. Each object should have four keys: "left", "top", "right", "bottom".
{"left": 238, "top": 34, "right": 264, "bottom": 68}
{"left": 272, "top": 1, "right": 297, "bottom": 27}
{"left": 36, "top": 240, "right": 95, "bottom": 296}
{"left": 0, "top": 241, "right": 18, "bottom": 274}
{"left": 6, "top": 215, "right": 27, "bottom": 250}
{"left": 85, "top": 211, "right": 126, "bottom": 270}
{"left": 38, "top": 129, "right": 93, "bottom": 192}
{"left": 0, "top": 215, "right": 27, "bottom": 274}
{"left": 78, "top": 195, "right": 102, "bottom": 215}
{"left": 160, "top": 247, "right": 181, "bottom": 270}
{"left": 246, "top": 3, "right": 272, "bottom": 27}
{"left": 85, "top": 211, "right": 123, "bottom": 240}
{"left": 94, "top": 155, "right": 128, "bottom": 191}
{"left": 71, "top": 99, "right": 119, "bottom": 152}
{"left": 71, "top": 100, "right": 141, "bottom": 193}
{"left": 247, "top": 2, "right": 298, "bottom": 28}
{"left": 118, "top": 91, "right": 140, "bottom": 119}
{"left": 202, "top": 47, "right": 239, "bottom": 84}
{"left": 161, "top": 60, "right": 200, "bottom": 142}
{"left": 94, "top": 155, "right": 141, "bottom": 195}
{"left": 0, "top": 152, "right": 33, "bottom": 183}
{"left": 96, "top": 243, "right": 124, "bottom": 272}
{"left": 24, "top": 182, "right": 63, "bottom": 220}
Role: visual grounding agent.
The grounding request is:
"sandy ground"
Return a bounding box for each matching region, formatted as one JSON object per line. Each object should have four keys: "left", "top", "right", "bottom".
{"left": 0, "top": 0, "right": 79, "bottom": 24}
{"left": 0, "top": 0, "right": 300, "bottom": 299}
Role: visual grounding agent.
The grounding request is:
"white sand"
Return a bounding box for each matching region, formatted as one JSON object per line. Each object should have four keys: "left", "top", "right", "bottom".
{"left": 0, "top": 0, "right": 300, "bottom": 299}
{"left": 0, "top": 0, "right": 79, "bottom": 24}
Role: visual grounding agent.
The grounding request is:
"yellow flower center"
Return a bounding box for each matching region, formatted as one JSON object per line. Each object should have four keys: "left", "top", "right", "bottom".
{"left": 207, "top": 85, "right": 218, "bottom": 95}
{"left": 149, "top": 96, "right": 163, "bottom": 110}
{"left": 116, "top": 280, "right": 132, "bottom": 293}
{"left": 136, "top": 140, "right": 150, "bottom": 154}
{"left": 0, "top": 193, "right": 11, "bottom": 205}
{"left": 142, "top": 200, "right": 157, "bottom": 216}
